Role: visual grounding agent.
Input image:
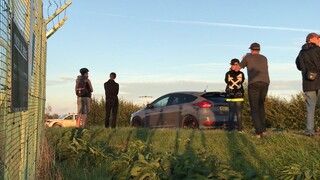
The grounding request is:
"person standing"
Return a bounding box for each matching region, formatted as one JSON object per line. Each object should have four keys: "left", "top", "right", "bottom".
{"left": 75, "top": 68, "right": 93, "bottom": 127}
{"left": 104, "top": 72, "right": 119, "bottom": 128}
{"left": 238, "top": 42, "right": 270, "bottom": 138}
{"left": 225, "top": 58, "right": 245, "bottom": 133}
{"left": 295, "top": 32, "right": 320, "bottom": 136}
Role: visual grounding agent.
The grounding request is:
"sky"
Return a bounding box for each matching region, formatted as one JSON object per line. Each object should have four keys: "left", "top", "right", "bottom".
{"left": 44, "top": 0, "right": 320, "bottom": 115}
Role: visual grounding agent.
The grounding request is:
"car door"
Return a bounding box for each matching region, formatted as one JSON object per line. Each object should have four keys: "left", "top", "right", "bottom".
{"left": 63, "top": 114, "right": 76, "bottom": 127}
{"left": 144, "top": 95, "right": 170, "bottom": 127}
{"left": 162, "top": 94, "right": 185, "bottom": 127}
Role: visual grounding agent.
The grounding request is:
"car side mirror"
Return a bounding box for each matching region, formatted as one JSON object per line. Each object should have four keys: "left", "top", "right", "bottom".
{"left": 147, "top": 104, "right": 153, "bottom": 109}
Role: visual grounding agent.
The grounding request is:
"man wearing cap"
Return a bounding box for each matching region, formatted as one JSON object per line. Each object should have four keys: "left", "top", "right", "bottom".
{"left": 238, "top": 42, "right": 270, "bottom": 138}
{"left": 75, "top": 68, "right": 93, "bottom": 127}
{"left": 296, "top": 32, "right": 320, "bottom": 136}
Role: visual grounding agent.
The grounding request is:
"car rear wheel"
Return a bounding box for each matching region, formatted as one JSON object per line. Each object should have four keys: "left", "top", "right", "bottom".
{"left": 183, "top": 115, "right": 199, "bottom": 129}
{"left": 131, "top": 117, "right": 143, "bottom": 128}
{"left": 52, "top": 123, "right": 61, "bottom": 127}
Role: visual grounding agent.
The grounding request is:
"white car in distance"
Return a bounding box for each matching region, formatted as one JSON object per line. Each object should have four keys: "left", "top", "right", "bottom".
{"left": 45, "top": 113, "right": 78, "bottom": 127}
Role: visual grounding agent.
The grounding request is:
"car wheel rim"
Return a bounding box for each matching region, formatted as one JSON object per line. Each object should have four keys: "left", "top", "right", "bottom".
{"left": 184, "top": 116, "right": 197, "bottom": 129}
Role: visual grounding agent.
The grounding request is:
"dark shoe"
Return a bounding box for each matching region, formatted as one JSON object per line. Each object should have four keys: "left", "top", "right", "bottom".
{"left": 305, "top": 133, "right": 314, "bottom": 137}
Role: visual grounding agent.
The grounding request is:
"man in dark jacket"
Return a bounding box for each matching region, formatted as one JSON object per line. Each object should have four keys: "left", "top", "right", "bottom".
{"left": 104, "top": 72, "right": 119, "bottom": 128}
{"left": 296, "top": 32, "right": 320, "bottom": 136}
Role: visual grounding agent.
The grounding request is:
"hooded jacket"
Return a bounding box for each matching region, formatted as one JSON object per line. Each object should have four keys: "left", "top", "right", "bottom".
{"left": 296, "top": 43, "right": 320, "bottom": 92}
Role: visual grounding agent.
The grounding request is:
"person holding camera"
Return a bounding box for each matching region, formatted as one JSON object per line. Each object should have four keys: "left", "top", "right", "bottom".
{"left": 237, "top": 42, "right": 270, "bottom": 139}
{"left": 225, "top": 58, "right": 245, "bottom": 133}
{"left": 296, "top": 33, "right": 320, "bottom": 136}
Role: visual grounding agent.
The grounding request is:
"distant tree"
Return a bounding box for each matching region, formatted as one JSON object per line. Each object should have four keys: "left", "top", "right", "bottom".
{"left": 46, "top": 105, "right": 52, "bottom": 115}
{"left": 44, "top": 105, "right": 61, "bottom": 120}
{"left": 44, "top": 105, "right": 53, "bottom": 120}
{"left": 52, "top": 113, "right": 59, "bottom": 119}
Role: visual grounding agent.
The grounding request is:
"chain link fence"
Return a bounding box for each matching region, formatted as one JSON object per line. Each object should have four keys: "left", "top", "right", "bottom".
{"left": 0, "top": 0, "right": 49, "bottom": 179}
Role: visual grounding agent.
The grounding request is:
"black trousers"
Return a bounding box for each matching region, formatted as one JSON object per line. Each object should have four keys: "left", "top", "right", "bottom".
{"left": 248, "top": 82, "right": 269, "bottom": 135}
{"left": 105, "top": 99, "right": 119, "bottom": 128}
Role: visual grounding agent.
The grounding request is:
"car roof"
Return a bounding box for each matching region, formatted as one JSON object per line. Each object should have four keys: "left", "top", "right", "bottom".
{"left": 165, "top": 91, "right": 225, "bottom": 96}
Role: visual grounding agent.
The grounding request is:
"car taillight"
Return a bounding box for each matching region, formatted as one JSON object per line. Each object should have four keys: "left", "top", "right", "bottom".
{"left": 202, "top": 121, "right": 214, "bottom": 125}
{"left": 193, "top": 101, "right": 213, "bottom": 108}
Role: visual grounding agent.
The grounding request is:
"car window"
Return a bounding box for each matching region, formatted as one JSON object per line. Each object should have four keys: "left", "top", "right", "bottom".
{"left": 65, "top": 115, "right": 73, "bottom": 120}
{"left": 168, "top": 94, "right": 180, "bottom": 105}
{"left": 152, "top": 96, "right": 170, "bottom": 108}
{"left": 181, "top": 94, "right": 197, "bottom": 103}
{"left": 59, "top": 114, "right": 67, "bottom": 119}
{"left": 167, "top": 94, "right": 197, "bottom": 105}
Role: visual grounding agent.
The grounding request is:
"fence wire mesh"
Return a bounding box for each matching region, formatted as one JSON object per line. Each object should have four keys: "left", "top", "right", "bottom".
{"left": 0, "top": 0, "right": 47, "bottom": 179}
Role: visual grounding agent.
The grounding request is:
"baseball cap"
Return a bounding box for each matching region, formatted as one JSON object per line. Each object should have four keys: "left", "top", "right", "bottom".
{"left": 230, "top": 58, "right": 240, "bottom": 65}
{"left": 306, "top": 32, "right": 320, "bottom": 42}
{"left": 249, "top": 42, "right": 260, "bottom": 50}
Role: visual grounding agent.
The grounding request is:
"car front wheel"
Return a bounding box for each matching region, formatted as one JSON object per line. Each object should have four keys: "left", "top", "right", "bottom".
{"left": 131, "top": 117, "right": 143, "bottom": 128}
{"left": 183, "top": 115, "right": 199, "bottom": 129}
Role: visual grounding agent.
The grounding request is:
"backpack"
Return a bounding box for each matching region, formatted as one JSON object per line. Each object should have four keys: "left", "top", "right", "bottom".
{"left": 76, "top": 76, "right": 88, "bottom": 97}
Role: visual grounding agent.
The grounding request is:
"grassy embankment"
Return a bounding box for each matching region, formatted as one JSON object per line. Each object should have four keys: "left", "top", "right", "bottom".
{"left": 39, "top": 127, "right": 320, "bottom": 179}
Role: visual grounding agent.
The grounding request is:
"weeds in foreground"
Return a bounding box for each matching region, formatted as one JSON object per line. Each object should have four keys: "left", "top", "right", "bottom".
{"left": 278, "top": 163, "right": 319, "bottom": 180}
{"left": 42, "top": 128, "right": 320, "bottom": 179}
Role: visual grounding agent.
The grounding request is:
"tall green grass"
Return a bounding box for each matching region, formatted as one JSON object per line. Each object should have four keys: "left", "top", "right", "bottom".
{"left": 87, "top": 97, "right": 142, "bottom": 127}
{"left": 43, "top": 127, "right": 320, "bottom": 179}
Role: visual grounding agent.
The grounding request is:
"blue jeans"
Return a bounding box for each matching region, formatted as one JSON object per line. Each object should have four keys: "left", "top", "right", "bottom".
{"left": 228, "top": 101, "right": 243, "bottom": 131}
{"left": 248, "top": 82, "right": 269, "bottom": 135}
{"left": 304, "top": 90, "right": 320, "bottom": 134}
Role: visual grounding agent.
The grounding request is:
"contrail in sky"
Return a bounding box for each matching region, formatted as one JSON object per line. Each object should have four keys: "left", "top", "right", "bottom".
{"left": 153, "top": 19, "right": 318, "bottom": 32}
{"left": 102, "top": 13, "right": 318, "bottom": 32}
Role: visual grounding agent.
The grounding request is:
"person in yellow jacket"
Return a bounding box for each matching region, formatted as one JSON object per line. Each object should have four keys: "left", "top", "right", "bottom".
{"left": 225, "top": 59, "right": 245, "bottom": 133}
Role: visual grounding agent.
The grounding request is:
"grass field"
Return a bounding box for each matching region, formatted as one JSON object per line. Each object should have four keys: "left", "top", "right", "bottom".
{"left": 39, "top": 127, "right": 320, "bottom": 179}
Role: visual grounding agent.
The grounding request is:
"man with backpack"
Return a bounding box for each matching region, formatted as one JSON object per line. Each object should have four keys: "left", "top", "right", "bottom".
{"left": 75, "top": 68, "right": 93, "bottom": 127}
